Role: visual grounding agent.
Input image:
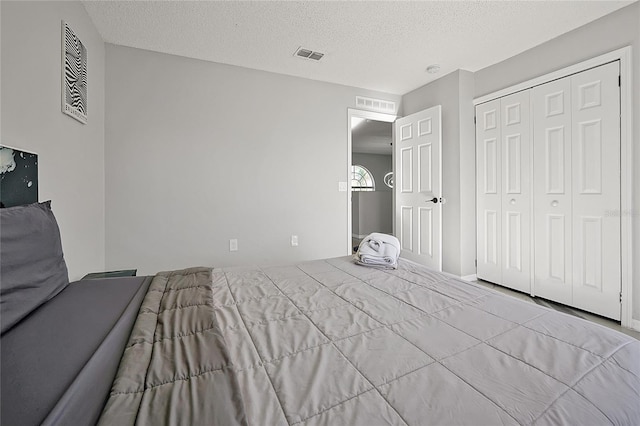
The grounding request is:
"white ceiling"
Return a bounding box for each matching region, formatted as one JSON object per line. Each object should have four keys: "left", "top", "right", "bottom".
{"left": 352, "top": 119, "right": 392, "bottom": 155}
{"left": 82, "top": 1, "right": 633, "bottom": 95}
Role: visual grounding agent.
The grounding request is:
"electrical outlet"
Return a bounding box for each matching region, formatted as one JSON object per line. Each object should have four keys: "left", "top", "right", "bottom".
{"left": 229, "top": 239, "right": 238, "bottom": 252}
{"left": 291, "top": 235, "right": 299, "bottom": 247}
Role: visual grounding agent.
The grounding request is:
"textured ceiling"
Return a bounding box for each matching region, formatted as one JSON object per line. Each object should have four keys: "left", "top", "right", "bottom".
{"left": 83, "top": 1, "right": 633, "bottom": 95}
{"left": 352, "top": 120, "right": 392, "bottom": 155}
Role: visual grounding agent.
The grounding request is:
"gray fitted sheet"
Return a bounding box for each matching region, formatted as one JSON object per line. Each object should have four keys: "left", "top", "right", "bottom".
{"left": 1, "top": 275, "right": 152, "bottom": 426}
{"left": 100, "top": 257, "right": 640, "bottom": 425}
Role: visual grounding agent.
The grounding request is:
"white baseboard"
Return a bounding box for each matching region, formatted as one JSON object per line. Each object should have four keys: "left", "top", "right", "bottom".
{"left": 630, "top": 319, "right": 640, "bottom": 332}
{"left": 460, "top": 274, "right": 477, "bottom": 282}
{"left": 352, "top": 233, "right": 368, "bottom": 239}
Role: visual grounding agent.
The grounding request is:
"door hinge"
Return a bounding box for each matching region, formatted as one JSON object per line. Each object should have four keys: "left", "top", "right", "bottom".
{"left": 618, "top": 75, "right": 621, "bottom": 87}
{"left": 475, "top": 259, "right": 477, "bottom": 267}
{"left": 620, "top": 292, "right": 623, "bottom": 303}
{"left": 474, "top": 116, "right": 477, "bottom": 124}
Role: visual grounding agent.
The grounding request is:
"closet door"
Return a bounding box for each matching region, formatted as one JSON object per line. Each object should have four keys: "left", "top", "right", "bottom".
{"left": 532, "top": 77, "right": 573, "bottom": 305}
{"left": 477, "top": 60, "right": 621, "bottom": 319}
{"left": 532, "top": 61, "right": 621, "bottom": 320}
{"left": 476, "top": 100, "right": 501, "bottom": 284}
{"left": 571, "top": 61, "right": 620, "bottom": 320}
{"left": 500, "top": 91, "right": 531, "bottom": 293}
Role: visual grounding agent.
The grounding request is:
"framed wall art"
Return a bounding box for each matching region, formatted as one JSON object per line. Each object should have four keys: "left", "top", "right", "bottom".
{"left": 0, "top": 145, "right": 38, "bottom": 208}
{"left": 62, "top": 21, "right": 87, "bottom": 124}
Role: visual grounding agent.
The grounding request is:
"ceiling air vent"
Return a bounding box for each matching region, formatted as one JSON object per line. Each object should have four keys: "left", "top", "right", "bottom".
{"left": 355, "top": 96, "right": 396, "bottom": 114}
{"left": 294, "top": 47, "right": 324, "bottom": 61}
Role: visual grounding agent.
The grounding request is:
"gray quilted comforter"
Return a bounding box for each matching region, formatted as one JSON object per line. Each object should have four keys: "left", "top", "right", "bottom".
{"left": 100, "top": 257, "right": 640, "bottom": 425}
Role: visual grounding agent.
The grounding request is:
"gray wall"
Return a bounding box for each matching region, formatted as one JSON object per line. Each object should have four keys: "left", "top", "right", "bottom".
{"left": 2, "top": 2, "right": 637, "bottom": 322}
{"left": 1, "top": 1, "right": 106, "bottom": 280}
{"left": 351, "top": 153, "right": 393, "bottom": 237}
{"left": 105, "top": 45, "right": 400, "bottom": 274}
{"left": 352, "top": 192, "right": 393, "bottom": 237}
{"left": 458, "top": 71, "right": 476, "bottom": 278}
{"left": 474, "top": 1, "right": 640, "bottom": 324}
{"left": 352, "top": 153, "right": 392, "bottom": 192}
{"left": 402, "top": 70, "right": 476, "bottom": 277}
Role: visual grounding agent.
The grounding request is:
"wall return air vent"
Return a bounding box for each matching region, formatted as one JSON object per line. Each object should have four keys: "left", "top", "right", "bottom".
{"left": 294, "top": 47, "right": 324, "bottom": 61}
{"left": 355, "top": 96, "right": 396, "bottom": 114}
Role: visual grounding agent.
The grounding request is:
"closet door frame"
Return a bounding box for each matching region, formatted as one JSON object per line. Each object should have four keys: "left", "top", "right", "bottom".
{"left": 474, "top": 47, "right": 634, "bottom": 330}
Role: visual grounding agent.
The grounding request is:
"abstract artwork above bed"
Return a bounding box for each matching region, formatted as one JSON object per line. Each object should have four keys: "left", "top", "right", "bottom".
{"left": 0, "top": 146, "right": 38, "bottom": 208}
{"left": 62, "top": 21, "right": 87, "bottom": 124}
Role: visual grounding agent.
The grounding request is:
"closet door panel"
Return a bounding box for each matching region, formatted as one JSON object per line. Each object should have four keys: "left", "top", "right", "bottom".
{"left": 532, "top": 78, "right": 572, "bottom": 305}
{"left": 571, "top": 61, "right": 621, "bottom": 320}
{"left": 500, "top": 91, "right": 531, "bottom": 293}
{"left": 476, "top": 100, "right": 502, "bottom": 284}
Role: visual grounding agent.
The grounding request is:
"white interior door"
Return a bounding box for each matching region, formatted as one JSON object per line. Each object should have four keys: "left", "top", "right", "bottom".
{"left": 394, "top": 106, "right": 442, "bottom": 270}
{"left": 476, "top": 100, "right": 502, "bottom": 284}
{"left": 571, "top": 61, "right": 620, "bottom": 320}
{"left": 533, "top": 76, "right": 573, "bottom": 306}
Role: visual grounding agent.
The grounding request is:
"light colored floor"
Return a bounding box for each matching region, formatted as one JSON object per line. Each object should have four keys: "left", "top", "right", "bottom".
{"left": 473, "top": 279, "right": 640, "bottom": 340}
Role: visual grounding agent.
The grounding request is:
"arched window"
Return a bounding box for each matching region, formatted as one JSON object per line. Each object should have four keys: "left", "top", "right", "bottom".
{"left": 351, "top": 165, "right": 375, "bottom": 191}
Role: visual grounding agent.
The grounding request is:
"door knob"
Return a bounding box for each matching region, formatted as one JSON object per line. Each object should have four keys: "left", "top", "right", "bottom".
{"left": 510, "top": 199, "right": 516, "bottom": 205}
{"left": 551, "top": 200, "right": 559, "bottom": 207}
{"left": 426, "top": 197, "right": 439, "bottom": 203}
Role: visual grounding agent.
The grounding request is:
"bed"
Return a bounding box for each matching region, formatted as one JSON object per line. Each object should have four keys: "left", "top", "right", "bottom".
{"left": 2, "top": 202, "right": 639, "bottom": 425}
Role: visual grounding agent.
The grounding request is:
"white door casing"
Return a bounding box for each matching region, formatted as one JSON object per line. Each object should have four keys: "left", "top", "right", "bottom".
{"left": 346, "top": 109, "right": 397, "bottom": 254}
{"left": 394, "top": 106, "right": 442, "bottom": 270}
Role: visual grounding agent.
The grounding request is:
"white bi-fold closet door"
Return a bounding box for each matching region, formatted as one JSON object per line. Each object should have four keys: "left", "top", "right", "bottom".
{"left": 476, "top": 91, "right": 531, "bottom": 294}
{"left": 476, "top": 61, "right": 621, "bottom": 320}
{"left": 533, "top": 62, "right": 621, "bottom": 319}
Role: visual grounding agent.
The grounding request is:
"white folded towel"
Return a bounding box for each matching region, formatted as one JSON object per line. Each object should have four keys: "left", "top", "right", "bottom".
{"left": 355, "top": 233, "right": 401, "bottom": 269}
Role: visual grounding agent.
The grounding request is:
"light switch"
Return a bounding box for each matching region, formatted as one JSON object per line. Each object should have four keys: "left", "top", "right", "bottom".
{"left": 291, "top": 235, "right": 299, "bottom": 246}
{"left": 229, "top": 239, "right": 238, "bottom": 251}
{"left": 338, "top": 181, "right": 348, "bottom": 192}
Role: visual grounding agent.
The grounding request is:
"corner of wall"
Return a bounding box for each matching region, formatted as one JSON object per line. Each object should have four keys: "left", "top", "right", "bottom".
{"left": 458, "top": 70, "right": 477, "bottom": 277}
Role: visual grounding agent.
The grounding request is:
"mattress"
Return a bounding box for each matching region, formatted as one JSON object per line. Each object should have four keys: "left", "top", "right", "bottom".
{"left": 1, "top": 275, "right": 152, "bottom": 426}
{"left": 100, "top": 256, "right": 640, "bottom": 425}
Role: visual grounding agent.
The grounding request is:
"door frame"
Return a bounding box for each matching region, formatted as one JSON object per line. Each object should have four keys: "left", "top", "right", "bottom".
{"left": 474, "top": 46, "right": 634, "bottom": 330}
{"left": 346, "top": 108, "right": 397, "bottom": 254}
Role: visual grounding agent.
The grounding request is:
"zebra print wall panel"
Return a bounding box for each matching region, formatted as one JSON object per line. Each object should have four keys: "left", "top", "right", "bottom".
{"left": 62, "top": 21, "right": 87, "bottom": 124}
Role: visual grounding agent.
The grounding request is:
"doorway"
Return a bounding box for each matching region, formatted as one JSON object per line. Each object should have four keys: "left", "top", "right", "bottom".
{"left": 347, "top": 109, "right": 396, "bottom": 253}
